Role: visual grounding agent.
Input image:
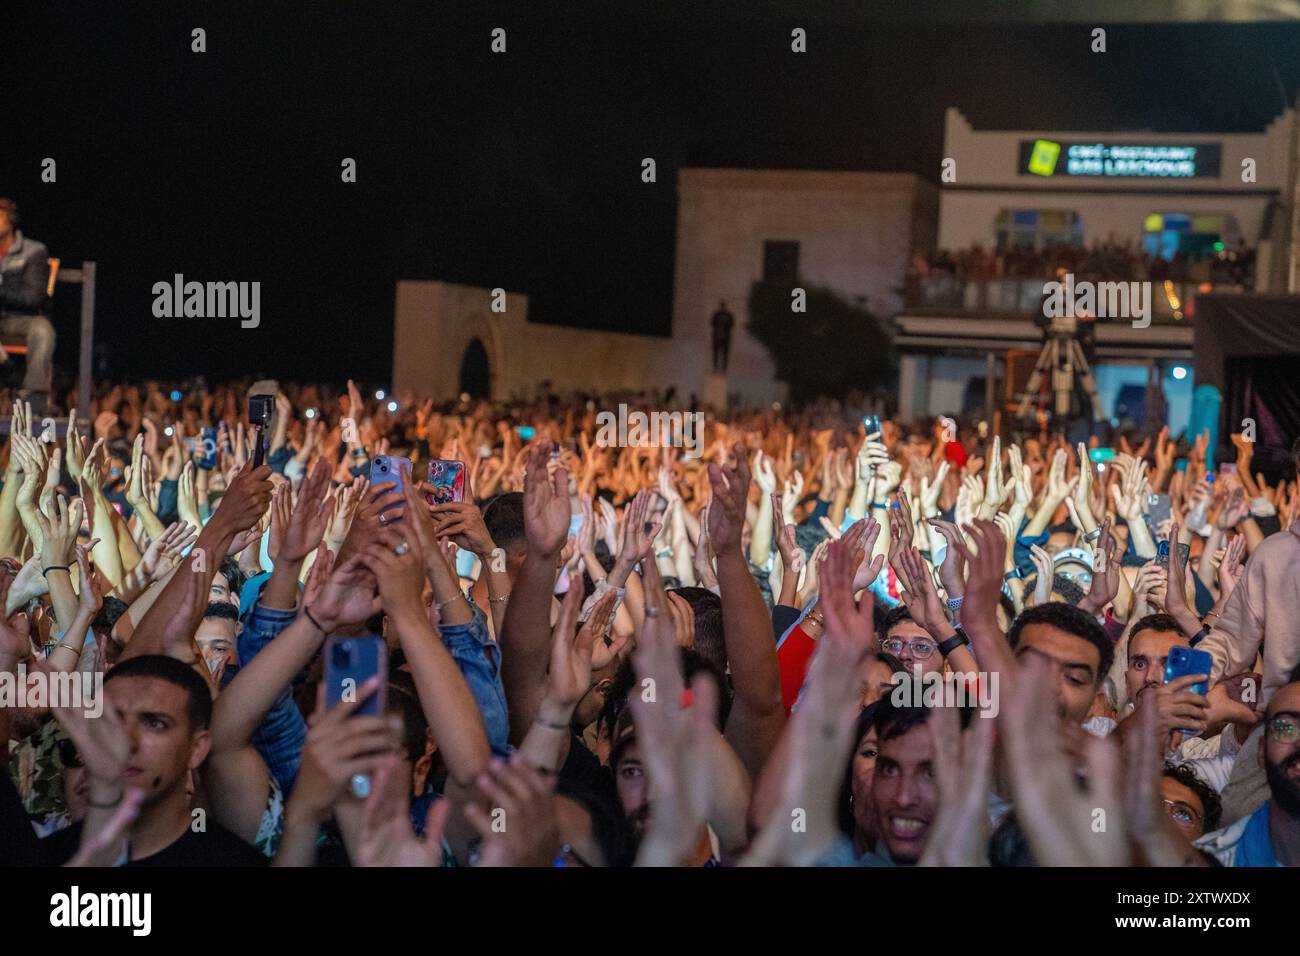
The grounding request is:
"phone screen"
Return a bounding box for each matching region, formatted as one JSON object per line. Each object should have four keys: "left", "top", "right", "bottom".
{"left": 1089, "top": 447, "right": 1116, "bottom": 463}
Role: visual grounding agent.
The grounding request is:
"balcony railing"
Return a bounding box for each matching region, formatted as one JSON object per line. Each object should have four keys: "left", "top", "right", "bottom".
{"left": 904, "top": 274, "right": 1247, "bottom": 323}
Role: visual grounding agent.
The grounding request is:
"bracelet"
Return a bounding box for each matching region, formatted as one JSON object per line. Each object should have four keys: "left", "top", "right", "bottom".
{"left": 1189, "top": 626, "right": 1210, "bottom": 647}
{"left": 436, "top": 594, "right": 468, "bottom": 612}
{"left": 42, "top": 565, "right": 70, "bottom": 576}
{"left": 1084, "top": 528, "right": 1102, "bottom": 542}
{"left": 303, "top": 605, "right": 326, "bottom": 633}
{"left": 489, "top": 594, "right": 510, "bottom": 604}
{"left": 946, "top": 596, "right": 964, "bottom": 611}
{"left": 87, "top": 789, "right": 124, "bottom": 810}
{"left": 535, "top": 717, "right": 570, "bottom": 732}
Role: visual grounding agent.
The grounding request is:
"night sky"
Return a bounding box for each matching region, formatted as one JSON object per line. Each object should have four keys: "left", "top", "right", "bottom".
{"left": 5, "top": 2, "right": 1298, "bottom": 386}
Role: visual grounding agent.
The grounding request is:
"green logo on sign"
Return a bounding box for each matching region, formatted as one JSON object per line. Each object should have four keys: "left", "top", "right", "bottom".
{"left": 1028, "top": 140, "right": 1061, "bottom": 176}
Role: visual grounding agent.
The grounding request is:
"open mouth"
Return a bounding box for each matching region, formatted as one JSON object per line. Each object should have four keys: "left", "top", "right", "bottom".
{"left": 888, "top": 815, "right": 930, "bottom": 840}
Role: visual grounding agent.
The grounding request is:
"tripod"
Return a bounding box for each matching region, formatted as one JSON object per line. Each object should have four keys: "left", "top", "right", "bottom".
{"left": 1018, "top": 332, "right": 1102, "bottom": 422}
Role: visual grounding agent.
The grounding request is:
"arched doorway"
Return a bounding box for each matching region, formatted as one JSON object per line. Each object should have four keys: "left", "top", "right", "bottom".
{"left": 458, "top": 338, "right": 491, "bottom": 398}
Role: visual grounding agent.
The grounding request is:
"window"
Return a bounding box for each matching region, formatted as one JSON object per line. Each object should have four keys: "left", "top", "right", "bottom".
{"left": 763, "top": 241, "right": 800, "bottom": 283}
{"left": 994, "top": 209, "right": 1082, "bottom": 252}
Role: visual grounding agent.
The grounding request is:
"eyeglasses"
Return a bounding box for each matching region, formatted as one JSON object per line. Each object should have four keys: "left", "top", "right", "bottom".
{"left": 1161, "top": 799, "right": 1202, "bottom": 826}
{"left": 58, "top": 739, "right": 83, "bottom": 769}
{"left": 1267, "top": 715, "right": 1300, "bottom": 744}
{"left": 881, "top": 638, "right": 938, "bottom": 659}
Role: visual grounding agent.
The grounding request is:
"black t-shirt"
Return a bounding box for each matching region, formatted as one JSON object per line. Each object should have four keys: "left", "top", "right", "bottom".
{"left": 42, "top": 818, "right": 266, "bottom": 867}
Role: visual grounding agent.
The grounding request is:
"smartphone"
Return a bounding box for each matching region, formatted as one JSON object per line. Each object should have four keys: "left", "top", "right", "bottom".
{"left": 371, "top": 455, "right": 411, "bottom": 517}
{"left": 248, "top": 393, "right": 275, "bottom": 468}
{"left": 324, "top": 635, "right": 387, "bottom": 717}
{"left": 1089, "top": 447, "right": 1116, "bottom": 463}
{"left": 517, "top": 425, "right": 536, "bottom": 441}
{"left": 197, "top": 426, "right": 219, "bottom": 470}
{"left": 1155, "top": 539, "right": 1191, "bottom": 569}
{"left": 862, "top": 415, "right": 882, "bottom": 439}
{"left": 1164, "top": 646, "right": 1212, "bottom": 700}
{"left": 1146, "top": 493, "right": 1172, "bottom": 528}
{"left": 426, "top": 459, "right": 466, "bottom": 504}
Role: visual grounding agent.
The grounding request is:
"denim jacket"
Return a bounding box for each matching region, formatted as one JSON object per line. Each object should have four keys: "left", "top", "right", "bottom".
{"left": 439, "top": 603, "right": 510, "bottom": 756}
{"left": 237, "top": 597, "right": 308, "bottom": 795}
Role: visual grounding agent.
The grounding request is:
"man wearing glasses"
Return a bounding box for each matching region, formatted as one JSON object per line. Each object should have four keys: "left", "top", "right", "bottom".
{"left": 1196, "top": 677, "right": 1300, "bottom": 866}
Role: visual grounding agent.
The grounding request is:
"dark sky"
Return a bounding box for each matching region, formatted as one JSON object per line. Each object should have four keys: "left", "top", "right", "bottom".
{"left": 5, "top": 2, "right": 1298, "bottom": 386}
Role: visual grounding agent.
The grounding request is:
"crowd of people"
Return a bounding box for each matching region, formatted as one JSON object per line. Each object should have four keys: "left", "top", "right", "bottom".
{"left": 1, "top": 378, "right": 1298, "bottom": 868}
{"left": 920, "top": 237, "right": 1256, "bottom": 289}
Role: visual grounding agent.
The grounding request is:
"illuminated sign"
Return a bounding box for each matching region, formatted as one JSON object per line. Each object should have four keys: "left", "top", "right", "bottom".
{"left": 1019, "top": 140, "right": 1221, "bottom": 179}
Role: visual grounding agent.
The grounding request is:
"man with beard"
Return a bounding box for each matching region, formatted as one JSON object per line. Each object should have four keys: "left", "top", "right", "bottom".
{"left": 1196, "top": 677, "right": 1300, "bottom": 866}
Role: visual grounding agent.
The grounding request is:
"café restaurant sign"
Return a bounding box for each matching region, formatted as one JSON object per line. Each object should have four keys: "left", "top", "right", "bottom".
{"left": 1020, "top": 140, "right": 1221, "bottom": 179}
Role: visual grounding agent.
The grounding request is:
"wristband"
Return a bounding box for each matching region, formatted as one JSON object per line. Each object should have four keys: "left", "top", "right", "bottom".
{"left": 1189, "top": 625, "right": 1210, "bottom": 647}
{"left": 1084, "top": 528, "right": 1102, "bottom": 542}
{"left": 303, "top": 605, "right": 326, "bottom": 633}
{"left": 937, "top": 628, "right": 969, "bottom": 657}
{"left": 946, "top": 596, "right": 964, "bottom": 612}
{"left": 1002, "top": 568, "right": 1021, "bottom": 582}
{"left": 42, "top": 565, "right": 70, "bottom": 576}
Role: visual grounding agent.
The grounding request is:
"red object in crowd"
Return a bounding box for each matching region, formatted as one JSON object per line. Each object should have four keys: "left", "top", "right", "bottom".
{"left": 944, "top": 441, "right": 967, "bottom": 467}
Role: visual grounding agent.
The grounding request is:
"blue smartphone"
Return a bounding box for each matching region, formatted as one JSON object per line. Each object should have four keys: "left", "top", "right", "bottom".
{"left": 371, "top": 454, "right": 411, "bottom": 492}
{"left": 324, "top": 635, "right": 387, "bottom": 717}
{"left": 370, "top": 455, "right": 411, "bottom": 521}
{"left": 1164, "top": 645, "right": 1212, "bottom": 699}
{"left": 197, "top": 426, "right": 219, "bottom": 470}
{"left": 517, "top": 425, "right": 536, "bottom": 441}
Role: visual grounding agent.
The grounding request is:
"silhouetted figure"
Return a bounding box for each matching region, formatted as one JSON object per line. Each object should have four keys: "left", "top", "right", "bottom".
{"left": 711, "top": 300, "right": 734, "bottom": 373}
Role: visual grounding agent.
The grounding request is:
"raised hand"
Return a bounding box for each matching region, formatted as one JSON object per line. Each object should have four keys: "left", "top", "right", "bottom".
{"left": 270, "top": 458, "right": 332, "bottom": 564}
{"left": 464, "top": 755, "right": 561, "bottom": 867}
{"left": 706, "top": 442, "right": 751, "bottom": 551}
{"left": 1078, "top": 518, "right": 1119, "bottom": 615}
{"left": 1000, "top": 654, "right": 1127, "bottom": 866}
{"left": 1215, "top": 533, "right": 1246, "bottom": 599}
{"left": 522, "top": 441, "right": 571, "bottom": 558}
{"left": 927, "top": 518, "right": 967, "bottom": 601}
{"left": 288, "top": 678, "right": 398, "bottom": 826}
{"left": 919, "top": 700, "right": 996, "bottom": 866}
{"left": 1029, "top": 543, "right": 1054, "bottom": 605}
{"left": 139, "top": 521, "right": 199, "bottom": 582}
{"left": 627, "top": 596, "right": 720, "bottom": 866}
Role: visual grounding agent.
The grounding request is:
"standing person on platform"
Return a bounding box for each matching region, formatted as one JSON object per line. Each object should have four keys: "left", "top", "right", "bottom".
{"left": 711, "top": 300, "right": 734, "bottom": 373}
